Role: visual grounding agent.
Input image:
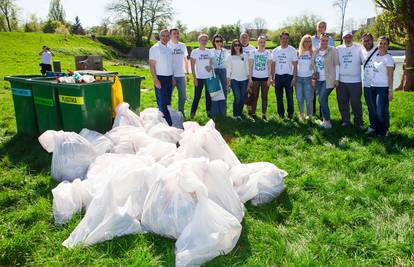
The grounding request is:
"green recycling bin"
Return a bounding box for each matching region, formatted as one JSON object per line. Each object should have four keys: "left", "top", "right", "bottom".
{"left": 31, "top": 80, "right": 62, "bottom": 133}
{"left": 4, "top": 76, "right": 44, "bottom": 136}
{"left": 119, "top": 76, "right": 144, "bottom": 114}
{"left": 57, "top": 81, "right": 112, "bottom": 133}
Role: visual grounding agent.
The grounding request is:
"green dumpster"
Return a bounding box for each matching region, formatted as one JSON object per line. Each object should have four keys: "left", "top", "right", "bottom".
{"left": 31, "top": 80, "right": 63, "bottom": 133}
{"left": 57, "top": 81, "right": 112, "bottom": 133}
{"left": 119, "top": 76, "right": 144, "bottom": 115}
{"left": 4, "top": 76, "right": 42, "bottom": 135}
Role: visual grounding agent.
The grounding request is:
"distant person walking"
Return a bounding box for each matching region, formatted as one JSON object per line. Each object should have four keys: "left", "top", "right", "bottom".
{"left": 370, "top": 36, "right": 394, "bottom": 137}
{"left": 336, "top": 31, "right": 364, "bottom": 129}
{"left": 248, "top": 36, "right": 272, "bottom": 120}
{"left": 149, "top": 29, "right": 174, "bottom": 126}
{"left": 39, "top": 46, "right": 54, "bottom": 76}
{"left": 271, "top": 32, "right": 298, "bottom": 119}
{"left": 168, "top": 28, "right": 190, "bottom": 117}
{"left": 311, "top": 33, "right": 339, "bottom": 129}
{"left": 226, "top": 39, "right": 250, "bottom": 120}
{"left": 190, "top": 34, "right": 213, "bottom": 119}
{"left": 296, "top": 34, "right": 315, "bottom": 120}
{"left": 360, "top": 33, "right": 378, "bottom": 134}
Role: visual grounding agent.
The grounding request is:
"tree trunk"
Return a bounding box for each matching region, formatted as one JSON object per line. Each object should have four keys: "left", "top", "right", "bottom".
{"left": 403, "top": 24, "right": 414, "bottom": 91}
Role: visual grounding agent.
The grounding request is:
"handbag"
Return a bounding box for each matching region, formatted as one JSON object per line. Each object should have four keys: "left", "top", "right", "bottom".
{"left": 206, "top": 71, "right": 223, "bottom": 98}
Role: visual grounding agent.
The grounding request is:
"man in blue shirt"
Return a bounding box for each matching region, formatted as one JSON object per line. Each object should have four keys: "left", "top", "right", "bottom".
{"left": 312, "top": 21, "right": 335, "bottom": 48}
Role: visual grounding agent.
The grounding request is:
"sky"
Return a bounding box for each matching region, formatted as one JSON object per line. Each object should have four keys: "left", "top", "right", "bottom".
{"left": 16, "top": 0, "right": 379, "bottom": 32}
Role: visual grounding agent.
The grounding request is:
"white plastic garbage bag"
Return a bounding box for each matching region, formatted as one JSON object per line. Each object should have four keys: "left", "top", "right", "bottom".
{"left": 79, "top": 128, "right": 113, "bottom": 155}
{"left": 62, "top": 162, "right": 165, "bottom": 247}
{"left": 141, "top": 164, "right": 208, "bottom": 239}
{"left": 180, "top": 120, "right": 241, "bottom": 167}
{"left": 140, "top": 108, "right": 168, "bottom": 131}
{"left": 230, "top": 162, "right": 288, "bottom": 205}
{"left": 52, "top": 178, "right": 92, "bottom": 225}
{"left": 105, "top": 126, "right": 146, "bottom": 154}
{"left": 175, "top": 195, "right": 242, "bottom": 267}
{"left": 147, "top": 123, "right": 183, "bottom": 144}
{"left": 113, "top": 102, "right": 144, "bottom": 128}
{"left": 39, "top": 130, "right": 97, "bottom": 182}
{"left": 168, "top": 106, "right": 184, "bottom": 129}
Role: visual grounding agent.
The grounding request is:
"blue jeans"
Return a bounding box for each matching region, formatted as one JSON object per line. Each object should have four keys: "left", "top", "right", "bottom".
{"left": 295, "top": 76, "right": 314, "bottom": 116}
{"left": 214, "top": 68, "right": 228, "bottom": 116}
{"left": 364, "top": 87, "right": 376, "bottom": 129}
{"left": 274, "top": 74, "right": 294, "bottom": 118}
{"left": 154, "top": 75, "right": 173, "bottom": 126}
{"left": 316, "top": 81, "right": 334, "bottom": 121}
{"left": 371, "top": 87, "right": 390, "bottom": 136}
{"left": 174, "top": 76, "right": 186, "bottom": 117}
{"left": 191, "top": 79, "right": 212, "bottom": 116}
{"left": 230, "top": 79, "right": 248, "bottom": 117}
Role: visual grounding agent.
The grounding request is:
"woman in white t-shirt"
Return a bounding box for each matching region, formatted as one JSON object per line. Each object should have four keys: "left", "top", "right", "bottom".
{"left": 370, "top": 36, "right": 394, "bottom": 137}
{"left": 190, "top": 34, "right": 213, "bottom": 119}
{"left": 248, "top": 36, "right": 272, "bottom": 120}
{"left": 210, "top": 33, "right": 228, "bottom": 117}
{"left": 226, "top": 39, "right": 250, "bottom": 120}
{"left": 296, "top": 35, "right": 314, "bottom": 120}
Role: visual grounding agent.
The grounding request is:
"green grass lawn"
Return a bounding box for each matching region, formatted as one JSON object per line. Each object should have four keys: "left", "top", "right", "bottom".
{"left": 1, "top": 33, "right": 414, "bottom": 266}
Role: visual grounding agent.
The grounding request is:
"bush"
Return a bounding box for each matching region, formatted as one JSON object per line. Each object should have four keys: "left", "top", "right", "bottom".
{"left": 96, "top": 36, "right": 133, "bottom": 54}
{"left": 42, "top": 20, "right": 61, "bottom": 33}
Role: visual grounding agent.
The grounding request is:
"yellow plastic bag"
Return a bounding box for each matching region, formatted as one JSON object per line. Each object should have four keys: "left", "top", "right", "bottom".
{"left": 112, "top": 76, "right": 124, "bottom": 118}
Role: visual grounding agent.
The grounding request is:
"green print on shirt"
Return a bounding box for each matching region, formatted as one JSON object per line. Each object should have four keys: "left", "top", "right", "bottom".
{"left": 254, "top": 54, "right": 268, "bottom": 71}
{"left": 315, "top": 56, "right": 324, "bottom": 71}
{"left": 214, "top": 51, "right": 225, "bottom": 68}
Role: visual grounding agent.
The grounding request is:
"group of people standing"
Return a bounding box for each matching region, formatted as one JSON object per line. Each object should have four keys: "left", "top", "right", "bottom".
{"left": 149, "top": 21, "right": 395, "bottom": 137}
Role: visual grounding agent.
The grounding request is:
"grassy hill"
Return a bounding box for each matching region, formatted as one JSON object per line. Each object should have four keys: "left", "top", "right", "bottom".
{"left": 0, "top": 32, "right": 414, "bottom": 266}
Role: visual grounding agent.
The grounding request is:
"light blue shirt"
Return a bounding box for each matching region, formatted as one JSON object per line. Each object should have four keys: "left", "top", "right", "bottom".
{"left": 312, "top": 35, "right": 335, "bottom": 49}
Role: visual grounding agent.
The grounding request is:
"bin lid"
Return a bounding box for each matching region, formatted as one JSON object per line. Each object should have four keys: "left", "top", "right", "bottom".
{"left": 76, "top": 70, "right": 118, "bottom": 77}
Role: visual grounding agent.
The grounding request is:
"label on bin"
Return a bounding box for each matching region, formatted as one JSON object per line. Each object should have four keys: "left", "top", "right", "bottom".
{"left": 59, "top": 95, "right": 84, "bottom": 105}
{"left": 12, "top": 88, "right": 32, "bottom": 97}
{"left": 34, "top": 96, "right": 54, "bottom": 107}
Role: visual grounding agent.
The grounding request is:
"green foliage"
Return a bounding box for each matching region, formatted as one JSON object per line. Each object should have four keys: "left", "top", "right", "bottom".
{"left": 96, "top": 35, "right": 133, "bottom": 54}
{"left": 270, "top": 14, "right": 321, "bottom": 48}
{"left": 48, "top": 0, "right": 65, "bottom": 23}
{"left": 42, "top": 19, "right": 61, "bottom": 33}
{"left": 23, "top": 14, "right": 42, "bottom": 33}
{"left": 70, "top": 16, "right": 85, "bottom": 35}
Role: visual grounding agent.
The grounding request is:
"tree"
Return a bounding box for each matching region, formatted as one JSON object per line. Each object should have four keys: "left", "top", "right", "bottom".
{"left": 71, "top": 16, "right": 85, "bottom": 35}
{"left": 219, "top": 22, "right": 241, "bottom": 43}
{"left": 48, "top": 0, "right": 65, "bottom": 23}
{"left": 333, "top": 0, "right": 349, "bottom": 44}
{"left": 375, "top": 0, "right": 414, "bottom": 91}
{"left": 253, "top": 17, "right": 267, "bottom": 37}
{"left": 42, "top": 19, "right": 61, "bottom": 33}
{"left": 0, "top": 0, "right": 18, "bottom": 32}
{"left": 109, "top": 0, "right": 174, "bottom": 47}
{"left": 24, "top": 14, "right": 42, "bottom": 32}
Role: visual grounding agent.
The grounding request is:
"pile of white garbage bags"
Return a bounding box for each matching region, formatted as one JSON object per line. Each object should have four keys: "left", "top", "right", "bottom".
{"left": 39, "top": 102, "right": 288, "bottom": 266}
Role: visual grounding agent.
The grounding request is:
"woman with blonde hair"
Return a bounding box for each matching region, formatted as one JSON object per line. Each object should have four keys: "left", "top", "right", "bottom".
{"left": 296, "top": 34, "right": 315, "bottom": 120}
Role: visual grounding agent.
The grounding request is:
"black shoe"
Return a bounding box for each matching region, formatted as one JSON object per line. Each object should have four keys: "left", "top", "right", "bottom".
{"left": 262, "top": 114, "right": 267, "bottom": 121}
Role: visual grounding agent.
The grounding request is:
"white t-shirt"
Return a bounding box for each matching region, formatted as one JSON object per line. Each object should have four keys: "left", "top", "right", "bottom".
{"left": 297, "top": 51, "right": 313, "bottom": 78}
{"left": 336, "top": 43, "right": 363, "bottom": 83}
{"left": 371, "top": 53, "right": 394, "bottom": 87}
{"left": 315, "top": 50, "right": 326, "bottom": 81}
{"left": 361, "top": 46, "right": 378, "bottom": 87}
{"left": 168, "top": 41, "right": 188, "bottom": 77}
{"left": 242, "top": 44, "right": 256, "bottom": 58}
{"left": 271, "top": 46, "right": 298, "bottom": 75}
{"left": 225, "top": 54, "right": 250, "bottom": 81}
{"left": 149, "top": 42, "right": 173, "bottom": 76}
{"left": 190, "top": 48, "right": 213, "bottom": 79}
{"left": 211, "top": 48, "right": 228, "bottom": 69}
{"left": 41, "top": 51, "right": 52, "bottom": 65}
{"left": 250, "top": 49, "right": 271, "bottom": 79}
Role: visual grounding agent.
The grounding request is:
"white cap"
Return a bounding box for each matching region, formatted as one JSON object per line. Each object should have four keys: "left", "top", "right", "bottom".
{"left": 342, "top": 31, "right": 353, "bottom": 38}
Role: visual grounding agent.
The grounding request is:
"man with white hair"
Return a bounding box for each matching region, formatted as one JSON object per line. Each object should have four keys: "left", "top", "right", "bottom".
{"left": 312, "top": 20, "right": 335, "bottom": 48}
{"left": 336, "top": 31, "right": 364, "bottom": 129}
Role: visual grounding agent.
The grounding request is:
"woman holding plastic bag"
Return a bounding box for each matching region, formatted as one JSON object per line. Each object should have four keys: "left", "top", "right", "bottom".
{"left": 209, "top": 34, "right": 228, "bottom": 117}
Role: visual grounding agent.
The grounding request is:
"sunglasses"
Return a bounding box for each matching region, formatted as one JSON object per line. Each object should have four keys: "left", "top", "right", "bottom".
{"left": 215, "top": 39, "right": 223, "bottom": 43}
{"left": 234, "top": 44, "right": 241, "bottom": 47}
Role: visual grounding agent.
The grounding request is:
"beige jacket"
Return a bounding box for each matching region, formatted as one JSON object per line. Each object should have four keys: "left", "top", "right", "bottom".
{"left": 311, "top": 46, "right": 339, "bottom": 89}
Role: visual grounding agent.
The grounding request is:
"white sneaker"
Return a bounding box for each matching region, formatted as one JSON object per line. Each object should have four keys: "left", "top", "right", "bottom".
{"left": 320, "top": 121, "right": 332, "bottom": 129}
{"left": 365, "top": 127, "right": 375, "bottom": 134}
{"left": 341, "top": 122, "right": 350, "bottom": 127}
{"left": 234, "top": 116, "right": 242, "bottom": 121}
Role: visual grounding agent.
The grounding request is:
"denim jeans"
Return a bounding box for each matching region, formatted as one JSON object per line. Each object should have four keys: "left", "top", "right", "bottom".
{"left": 154, "top": 75, "right": 173, "bottom": 125}
{"left": 371, "top": 87, "right": 390, "bottom": 136}
{"left": 214, "top": 68, "right": 228, "bottom": 115}
{"left": 295, "top": 76, "right": 314, "bottom": 116}
{"left": 316, "top": 81, "right": 334, "bottom": 121}
{"left": 274, "top": 74, "right": 294, "bottom": 118}
{"left": 337, "top": 82, "right": 363, "bottom": 126}
{"left": 174, "top": 76, "right": 186, "bottom": 117}
{"left": 364, "top": 87, "right": 376, "bottom": 129}
{"left": 211, "top": 100, "right": 226, "bottom": 117}
{"left": 191, "top": 78, "right": 212, "bottom": 116}
{"left": 230, "top": 79, "right": 248, "bottom": 117}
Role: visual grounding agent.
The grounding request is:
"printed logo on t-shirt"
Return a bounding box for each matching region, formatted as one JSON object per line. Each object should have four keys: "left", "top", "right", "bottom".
{"left": 172, "top": 48, "right": 184, "bottom": 55}
{"left": 254, "top": 53, "right": 268, "bottom": 71}
{"left": 315, "top": 55, "right": 324, "bottom": 71}
{"left": 198, "top": 53, "right": 210, "bottom": 60}
{"left": 298, "top": 54, "right": 311, "bottom": 61}
{"left": 342, "top": 51, "right": 353, "bottom": 69}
